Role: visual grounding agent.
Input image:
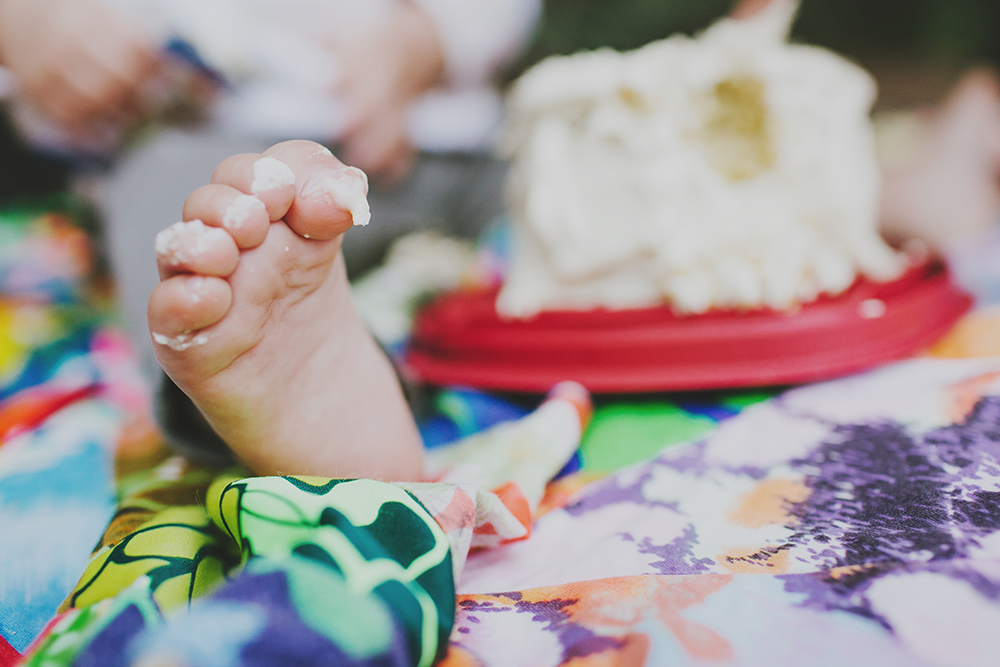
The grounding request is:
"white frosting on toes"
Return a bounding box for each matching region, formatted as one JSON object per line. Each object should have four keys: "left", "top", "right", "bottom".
{"left": 151, "top": 331, "right": 211, "bottom": 351}
{"left": 223, "top": 194, "right": 267, "bottom": 230}
{"left": 302, "top": 166, "right": 372, "bottom": 227}
{"left": 251, "top": 157, "right": 296, "bottom": 195}
{"left": 497, "top": 0, "right": 904, "bottom": 318}
{"left": 155, "top": 219, "right": 229, "bottom": 267}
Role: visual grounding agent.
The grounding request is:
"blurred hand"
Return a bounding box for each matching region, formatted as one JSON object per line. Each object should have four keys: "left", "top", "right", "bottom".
{"left": 330, "top": 1, "right": 444, "bottom": 182}
{"left": 0, "top": 0, "right": 162, "bottom": 144}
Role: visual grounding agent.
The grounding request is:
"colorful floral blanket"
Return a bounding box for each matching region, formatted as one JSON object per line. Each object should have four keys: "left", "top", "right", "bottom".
{"left": 2, "top": 202, "right": 1000, "bottom": 666}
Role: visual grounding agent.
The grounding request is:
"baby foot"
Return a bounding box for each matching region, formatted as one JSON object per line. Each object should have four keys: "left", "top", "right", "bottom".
{"left": 147, "top": 141, "right": 423, "bottom": 480}
{"left": 881, "top": 69, "right": 1000, "bottom": 248}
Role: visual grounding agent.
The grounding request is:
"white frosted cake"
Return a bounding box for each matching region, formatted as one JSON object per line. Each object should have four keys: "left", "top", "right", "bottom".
{"left": 497, "top": 0, "right": 904, "bottom": 318}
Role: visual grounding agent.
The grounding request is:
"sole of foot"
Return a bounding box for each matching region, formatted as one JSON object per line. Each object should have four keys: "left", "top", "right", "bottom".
{"left": 147, "top": 140, "right": 424, "bottom": 480}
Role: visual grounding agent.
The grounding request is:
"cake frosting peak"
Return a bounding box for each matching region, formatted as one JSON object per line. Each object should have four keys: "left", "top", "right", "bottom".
{"left": 497, "top": 0, "right": 904, "bottom": 317}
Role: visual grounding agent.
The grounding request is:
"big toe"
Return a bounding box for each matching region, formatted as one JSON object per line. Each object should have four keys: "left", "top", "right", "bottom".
{"left": 264, "top": 141, "right": 371, "bottom": 241}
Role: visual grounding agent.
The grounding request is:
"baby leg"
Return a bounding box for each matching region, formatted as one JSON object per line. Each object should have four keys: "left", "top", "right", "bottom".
{"left": 147, "top": 141, "right": 423, "bottom": 480}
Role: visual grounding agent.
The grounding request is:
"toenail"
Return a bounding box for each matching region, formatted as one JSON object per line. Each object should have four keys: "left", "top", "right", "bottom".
{"left": 223, "top": 194, "right": 266, "bottom": 230}
{"left": 301, "top": 167, "right": 371, "bottom": 227}
{"left": 313, "top": 145, "right": 334, "bottom": 157}
{"left": 251, "top": 157, "right": 296, "bottom": 195}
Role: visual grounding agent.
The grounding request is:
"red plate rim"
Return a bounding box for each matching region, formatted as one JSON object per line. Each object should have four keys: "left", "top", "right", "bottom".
{"left": 405, "top": 261, "right": 973, "bottom": 393}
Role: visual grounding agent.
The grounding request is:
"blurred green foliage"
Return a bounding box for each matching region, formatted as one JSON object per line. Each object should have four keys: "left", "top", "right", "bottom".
{"left": 518, "top": 0, "right": 1000, "bottom": 73}
{"left": 795, "top": 0, "right": 1000, "bottom": 66}
{"left": 521, "top": 0, "right": 730, "bottom": 60}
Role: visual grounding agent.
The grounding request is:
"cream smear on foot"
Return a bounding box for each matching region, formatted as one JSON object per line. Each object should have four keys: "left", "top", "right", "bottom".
{"left": 223, "top": 194, "right": 267, "bottom": 230}
{"left": 151, "top": 331, "right": 210, "bottom": 351}
{"left": 155, "top": 219, "right": 229, "bottom": 267}
{"left": 302, "top": 166, "right": 371, "bottom": 227}
{"left": 251, "top": 157, "right": 296, "bottom": 195}
{"left": 497, "top": 0, "right": 904, "bottom": 318}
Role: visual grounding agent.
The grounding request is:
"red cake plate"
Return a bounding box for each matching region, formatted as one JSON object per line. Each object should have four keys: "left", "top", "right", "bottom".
{"left": 405, "top": 260, "right": 973, "bottom": 393}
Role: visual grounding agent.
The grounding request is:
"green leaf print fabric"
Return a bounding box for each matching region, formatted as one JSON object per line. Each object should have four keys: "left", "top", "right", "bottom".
{"left": 25, "top": 471, "right": 454, "bottom": 667}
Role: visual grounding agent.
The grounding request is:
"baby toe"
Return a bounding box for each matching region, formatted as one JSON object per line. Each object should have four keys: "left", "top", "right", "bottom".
{"left": 183, "top": 185, "right": 270, "bottom": 249}
{"left": 295, "top": 166, "right": 370, "bottom": 237}
{"left": 155, "top": 219, "right": 239, "bottom": 279}
{"left": 211, "top": 153, "right": 296, "bottom": 220}
{"left": 264, "top": 140, "right": 369, "bottom": 240}
{"left": 148, "top": 275, "right": 232, "bottom": 351}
